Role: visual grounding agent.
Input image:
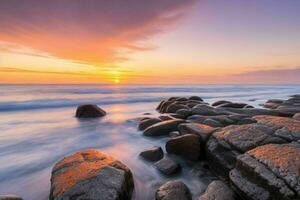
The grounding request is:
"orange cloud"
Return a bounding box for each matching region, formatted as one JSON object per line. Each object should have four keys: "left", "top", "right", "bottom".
{"left": 0, "top": 0, "right": 196, "bottom": 65}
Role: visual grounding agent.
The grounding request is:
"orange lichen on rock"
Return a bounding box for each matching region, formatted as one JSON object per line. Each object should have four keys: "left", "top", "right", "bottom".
{"left": 248, "top": 143, "right": 300, "bottom": 176}
{"left": 255, "top": 115, "right": 300, "bottom": 133}
{"left": 51, "top": 150, "right": 121, "bottom": 197}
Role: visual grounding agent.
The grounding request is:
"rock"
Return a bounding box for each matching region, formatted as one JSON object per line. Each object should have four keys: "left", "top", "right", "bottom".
{"left": 143, "top": 119, "right": 185, "bottom": 137}
{"left": 49, "top": 150, "right": 134, "bottom": 200}
{"left": 176, "top": 109, "right": 192, "bottom": 118}
{"left": 198, "top": 180, "right": 235, "bottom": 200}
{"left": 293, "top": 113, "right": 300, "bottom": 120}
{"left": 159, "top": 115, "right": 174, "bottom": 121}
{"left": 166, "top": 134, "right": 201, "bottom": 161}
{"left": 212, "top": 100, "right": 232, "bottom": 107}
{"left": 154, "top": 158, "right": 181, "bottom": 176}
{"left": 178, "top": 123, "right": 218, "bottom": 143}
{"left": 166, "top": 103, "right": 189, "bottom": 113}
{"left": 230, "top": 143, "right": 300, "bottom": 200}
{"left": 138, "top": 118, "right": 162, "bottom": 130}
{"left": 0, "top": 195, "right": 23, "bottom": 200}
{"left": 206, "top": 123, "right": 287, "bottom": 178}
{"left": 203, "top": 119, "right": 223, "bottom": 128}
{"left": 215, "top": 107, "right": 292, "bottom": 117}
{"left": 188, "top": 115, "right": 234, "bottom": 126}
{"left": 192, "top": 105, "right": 220, "bottom": 116}
{"left": 140, "top": 146, "right": 164, "bottom": 162}
{"left": 169, "top": 131, "right": 181, "bottom": 138}
{"left": 254, "top": 115, "right": 300, "bottom": 142}
{"left": 236, "top": 118, "right": 257, "bottom": 125}
{"left": 75, "top": 104, "right": 106, "bottom": 118}
{"left": 217, "top": 102, "right": 248, "bottom": 109}
{"left": 156, "top": 181, "right": 192, "bottom": 200}
{"left": 189, "top": 96, "right": 203, "bottom": 101}
{"left": 170, "top": 114, "right": 186, "bottom": 119}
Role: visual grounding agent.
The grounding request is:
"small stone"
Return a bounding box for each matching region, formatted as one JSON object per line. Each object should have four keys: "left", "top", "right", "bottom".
{"left": 212, "top": 100, "right": 232, "bottom": 107}
{"left": 178, "top": 123, "right": 218, "bottom": 142}
{"left": 75, "top": 104, "right": 106, "bottom": 118}
{"left": 154, "top": 158, "right": 181, "bottom": 176}
{"left": 176, "top": 109, "right": 192, "bottom": 118}
{"left": 156, "top": 181, "right": 192, "bottom": 200}
{"left": 140, "top": 146, "right": 164, "bottom": 162}
{"left": 169, "top": 131, "right": 181, "bottom": 138}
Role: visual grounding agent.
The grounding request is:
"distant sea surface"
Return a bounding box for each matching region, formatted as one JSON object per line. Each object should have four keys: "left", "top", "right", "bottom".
{"left": 0, "top": 84, "right": 299, "bottom": 200}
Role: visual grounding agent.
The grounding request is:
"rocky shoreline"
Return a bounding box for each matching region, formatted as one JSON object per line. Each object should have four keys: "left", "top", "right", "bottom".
{"left": 1, "top": 95, "right": 299, "bottom": 200}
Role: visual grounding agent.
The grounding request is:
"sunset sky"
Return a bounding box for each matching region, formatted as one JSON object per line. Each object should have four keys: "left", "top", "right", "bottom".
{"left": 0, "top": 0, "right": 300, "bottom": 84}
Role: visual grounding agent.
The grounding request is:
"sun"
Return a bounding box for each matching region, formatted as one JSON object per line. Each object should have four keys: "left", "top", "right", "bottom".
{"left": 114, "top": 79, "right": 120, "bottom": 84}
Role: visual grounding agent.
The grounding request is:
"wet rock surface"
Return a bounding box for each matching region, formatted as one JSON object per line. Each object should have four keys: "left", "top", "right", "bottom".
{"left": 49, "top": 150, "right": 134, "bottom": 200}
{"left": 156, "top": 181, "right": 192, "bottom": 200}
{"left": 166, "top": 134, "right": 201, "bottom": 161}
{"left": 140, "top": 146, "right": 164, "bottom": 162}
{"left": 143, "top": 119, "right": 185, "bottom": 136}
{"left": 75, "top": 104, "right": 106, "bottom": 118}
{"left": 198, "top": 180, "right": 235, "bottom": 200}
{"left": 154, "top": 158, "right": 181, "bottom": 176}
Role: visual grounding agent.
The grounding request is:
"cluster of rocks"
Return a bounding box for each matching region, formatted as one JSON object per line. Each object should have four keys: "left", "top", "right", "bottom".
{"left": 138, "top": 95, "right": 300, "bottom": 200}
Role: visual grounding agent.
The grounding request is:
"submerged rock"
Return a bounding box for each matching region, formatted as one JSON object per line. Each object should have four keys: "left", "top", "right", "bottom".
{"left": 143, "top": 119, "right": 185, "bottom": 136}
{"left": 156, "top": 181, "right": 192, "bottom": 200}
{"left": 166, "top": 134, "right": 201, "bottom": 161}
{"left": 0, "top": 195, "right": 23, "bottom": 200}
{"left": 154, "top": 158, "right": 181, "bottom": 176}
{"left": 140, "top": 146, "right": 164, "bottom": 162}
{"left": 230, "top": 143, "right": 300, "bottom": 200}
{"left": 49, "top": 150, "right": 134, "bottom": 200}
{"left": 189, "top": 96, "right": 203, "bottom": 101}
{"left": 198, "top": 180, "right": 235, "bottom": 200}
{"left": 75, "top": 104, "right": 106, "bottom": 118}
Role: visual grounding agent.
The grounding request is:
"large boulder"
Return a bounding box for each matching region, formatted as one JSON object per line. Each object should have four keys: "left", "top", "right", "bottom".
{"left": 191, "top": 105, "right": 220, "bottom": 116}
{"left": 156, "top": 181, "right": 192, "bottom": 200}
{"left": 206, "top": 123, "right": 288, "bottom": 178}
{"left": 217, "top": 102, "right": 248, "bottom": 109}
{"left": 230, "top": 143, "right": 300, "bottom": 200}
{"left": 49, "top": 150, "right": 134, "bottom": 200}
{"left": 143, "top": 119, "right": 185, "bottom": 136}
{"left": 166, "top": 134, "right": 201, "bottom": 161}
{"left": 294, "top": 113, "right": 300, "bottom": 120}
{"left": 198, "top": 180, "right": 235, "bottom": 200}
{"left": 139, "top": 146, "right": 164, "bottom": 162}
{"left": 154, "top": 158, "right": 181, "bottom": 176}
{"left": 75, "top": 104, "right": 106, "bottom": 118}
{"left": 0, "top": 195, "right": 23, "bottom": 200}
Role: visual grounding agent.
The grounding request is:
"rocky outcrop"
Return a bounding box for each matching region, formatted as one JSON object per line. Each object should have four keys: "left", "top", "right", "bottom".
{"left": 262, "top": 95, "right": 300, "bottom": 115}
{"left": 0, "top": 195, "right": 23, "bottom": 200}
{"left": 156, "top": 181, "right": 192, "bottom": 200}
{"left": 230, "top": 143, "right": 300, "bottom": 200}
{"left": 166, "top": 134, "right": 201, "bottom": 161}
{"left": 154, "top": 158, "right": 181, "bottom": 176}
{"left": 198, "top": 180, "right": 235, "bottom": 200}
{"left": 75, "top": 104, "right": 106, "bottom": 118}
{"left": 49, "top": 150, "right": 134, "bottom": 200}
{"left": 140, "top": 146, "right": 164, "bottom": 162}
{"left": 206, "top": 122, "right": 289, "bottom": 178}
{"left": 143, "top": 119, "right": 185, "bottom": 136}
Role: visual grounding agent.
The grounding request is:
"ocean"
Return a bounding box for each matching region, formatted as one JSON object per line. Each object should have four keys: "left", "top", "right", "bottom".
{"left": 0, "top": 84, "right": 299, "bottom": 200}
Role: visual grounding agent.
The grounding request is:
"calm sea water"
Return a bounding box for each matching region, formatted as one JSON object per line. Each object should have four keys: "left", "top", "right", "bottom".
{"left": 0, "top": 84, "right": 299, "bottom": 200}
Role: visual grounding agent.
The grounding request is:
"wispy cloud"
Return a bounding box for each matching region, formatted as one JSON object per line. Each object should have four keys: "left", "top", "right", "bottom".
{"left": 0, "top": 0, "right": 196, "bottom": 65}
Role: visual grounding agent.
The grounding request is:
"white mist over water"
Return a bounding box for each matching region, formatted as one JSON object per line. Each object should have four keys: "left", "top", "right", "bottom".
{"left": 0, "top": 84, "right": 299, "bottom": 200}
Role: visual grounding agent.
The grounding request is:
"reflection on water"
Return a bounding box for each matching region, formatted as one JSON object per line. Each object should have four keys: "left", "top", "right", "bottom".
{"left": 0, "top": 84, "right": 299, "bottom": 200}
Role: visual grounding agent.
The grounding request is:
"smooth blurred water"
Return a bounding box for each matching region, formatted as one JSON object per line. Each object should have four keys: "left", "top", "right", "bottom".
{"left": 0, "top": 84, "right": 299, "bottom": 200}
